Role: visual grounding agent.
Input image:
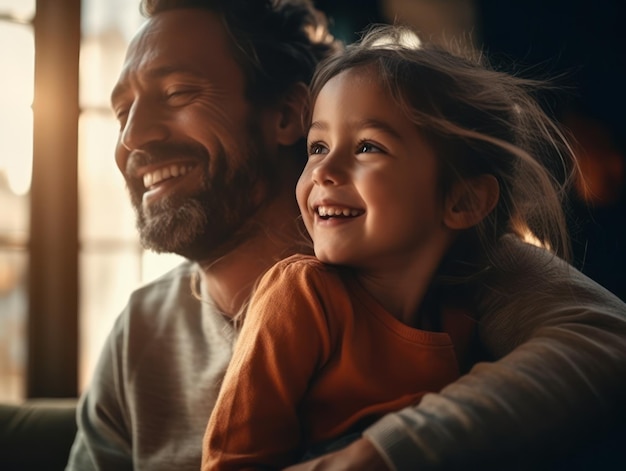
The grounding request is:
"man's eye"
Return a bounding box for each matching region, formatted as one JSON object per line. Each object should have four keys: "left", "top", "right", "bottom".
{"left": 166, "top": 90, "right": 185, "bottom": 98}
{"left": 114, "top": 108, "right": 129, "bottom": 126}
{"left": 165, "top": 89, "right": 194, "bottom": 104}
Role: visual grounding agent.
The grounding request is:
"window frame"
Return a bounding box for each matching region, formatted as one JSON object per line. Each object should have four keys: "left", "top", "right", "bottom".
{"left": 26, "top": 0, "right": 81, "bottom": 398}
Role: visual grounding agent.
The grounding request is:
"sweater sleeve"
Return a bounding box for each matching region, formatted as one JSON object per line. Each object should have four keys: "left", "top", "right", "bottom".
{"left": 363, "top": 236, "right": 626, "bottom": 470}
{"left": 202, "top": 258, "right": 334, "bottom": 470}
{"left": 65, "top": 312, "right": 133, "bottom": 471}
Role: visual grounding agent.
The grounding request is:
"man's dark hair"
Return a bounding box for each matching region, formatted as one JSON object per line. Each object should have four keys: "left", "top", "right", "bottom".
{"left": 140, "top": 0, "right": 342, "bottom": 104}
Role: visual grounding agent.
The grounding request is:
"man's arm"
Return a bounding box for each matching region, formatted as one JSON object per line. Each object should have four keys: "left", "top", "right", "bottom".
{"left": 286, "top": 236, "right": 626, "bottom": 470}
{"left": 65, "top": 314, "right": 133, "bottom": 471}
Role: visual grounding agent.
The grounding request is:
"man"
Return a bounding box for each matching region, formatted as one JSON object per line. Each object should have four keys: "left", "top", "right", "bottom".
{"left": 66, "top": 1, "right": 626, "bottom": 470}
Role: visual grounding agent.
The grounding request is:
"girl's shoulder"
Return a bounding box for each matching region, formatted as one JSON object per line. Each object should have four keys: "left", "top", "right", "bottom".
{"left": 271, "top": 253, "right": 338, "bottom": 275}
{"left": 260, "top": 254, "right": 346, "bottom": 292}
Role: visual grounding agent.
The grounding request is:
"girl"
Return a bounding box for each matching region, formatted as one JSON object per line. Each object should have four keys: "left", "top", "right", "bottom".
{"left": 202, "top": 24, "right": 609, "bottom": 470}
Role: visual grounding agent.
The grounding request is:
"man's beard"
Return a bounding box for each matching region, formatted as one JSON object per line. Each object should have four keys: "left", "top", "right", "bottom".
{"left": 128, "top": 123, "right": 277, "bottom": 262}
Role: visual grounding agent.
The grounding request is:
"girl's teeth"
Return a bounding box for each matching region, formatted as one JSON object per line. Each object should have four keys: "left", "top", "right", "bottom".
{"left": 317, "top": 206, "right": 361, "bottom": 217}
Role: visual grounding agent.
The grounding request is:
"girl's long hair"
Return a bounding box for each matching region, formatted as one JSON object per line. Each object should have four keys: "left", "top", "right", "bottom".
{"left": 309, "top": 24, "right": 578, "bottom": 277}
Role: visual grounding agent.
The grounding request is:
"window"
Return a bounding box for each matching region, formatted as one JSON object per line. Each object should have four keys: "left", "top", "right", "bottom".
{"left": 0, "top": 0, "right": 35, "bottom": 402}
{"left": 0, "top": 0, "right": 182, "bottom": 403}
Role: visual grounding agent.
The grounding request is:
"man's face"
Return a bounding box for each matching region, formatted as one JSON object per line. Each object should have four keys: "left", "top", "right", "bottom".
{"left": 111, "top": 9, "right": 275, "bottom": 261}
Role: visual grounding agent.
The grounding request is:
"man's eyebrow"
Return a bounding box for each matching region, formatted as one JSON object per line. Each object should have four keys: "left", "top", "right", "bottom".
{"left": 110, "top": 65, "right": 205, "bottom": 103}
{"left": 144, "top": 65, "right": 205, "bottom": 80}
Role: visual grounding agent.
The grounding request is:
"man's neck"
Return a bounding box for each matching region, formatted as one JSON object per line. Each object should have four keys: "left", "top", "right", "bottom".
{"left": 197, "top": 197, "right": 309, "bottom": 318}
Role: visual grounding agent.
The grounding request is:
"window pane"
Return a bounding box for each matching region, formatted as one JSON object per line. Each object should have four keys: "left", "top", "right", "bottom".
{"left": 79, "top": 111, "right": 136, "bottom": 241}
{"left": 142, "top": 251, "right": 185, "bottom": 285}
{"left": 0, "top": 248, "right": 28, "bottom": 402}
{"left": 0, "top": 22, "right": 34, "bottom": 106}
{"left": 80, "top": 0, "right": 143, "bottom": 108}
{"left": 79, "top": 249, "right": 141, "bottom": 389}
{"left": 81, "top": 0, "right": 143, "bottom": 43}
{"left": 80, "top": 31, "right": 131, "bottom": 109}
{"left": 0, "top": 177, "right": 29, "bottom": 240}
{"left": 0, "top": 22, "right": 34, "bottom": 197}
{"left": 0, "top": 19, "right": 33, "bottom": 402}
{"left": 0, "top": 0, "right": 35, "bottom": 19}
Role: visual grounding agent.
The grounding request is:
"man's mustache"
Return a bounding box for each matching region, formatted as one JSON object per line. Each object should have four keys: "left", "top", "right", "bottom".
{"left": 125, "top": 142, "right": 210, "bottom": 175}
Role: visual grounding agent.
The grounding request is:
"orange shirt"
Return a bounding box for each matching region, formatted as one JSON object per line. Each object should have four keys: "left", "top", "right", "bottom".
{"left": 203, "top": 255, "right": 475, "bottom": 470}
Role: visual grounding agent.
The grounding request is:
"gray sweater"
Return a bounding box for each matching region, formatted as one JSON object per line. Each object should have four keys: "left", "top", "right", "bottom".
{"left": 66, "top": 237, "right": 626, "bottom": 470}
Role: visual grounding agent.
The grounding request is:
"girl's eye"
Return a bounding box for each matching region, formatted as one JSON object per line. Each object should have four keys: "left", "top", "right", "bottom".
{"left": 308, "top": 142, "right": 328, "bottom": 155}
{"left": 357, "top": 141, "right": 383, "bottom": 154}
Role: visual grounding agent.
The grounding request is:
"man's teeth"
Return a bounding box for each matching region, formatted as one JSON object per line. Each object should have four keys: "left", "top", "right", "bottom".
{"left": 317, "top": 206, "right": 361, "bottom": 217}
{"left": 143, "top": 164, "right": 193, "bottom": 188}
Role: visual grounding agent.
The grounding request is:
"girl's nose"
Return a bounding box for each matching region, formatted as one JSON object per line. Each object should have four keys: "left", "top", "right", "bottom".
{"left": 311, "top": 151, "right": 346, "bottom": 186}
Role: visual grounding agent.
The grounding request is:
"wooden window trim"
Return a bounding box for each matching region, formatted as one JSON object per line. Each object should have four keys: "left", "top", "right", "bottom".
{"left": 28, "top": 0, "right": 81, "bottom": 398}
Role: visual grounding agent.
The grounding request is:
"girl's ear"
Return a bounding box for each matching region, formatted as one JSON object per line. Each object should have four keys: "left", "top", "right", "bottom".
{"left": 274, "top": 82, "right": 309, "bottom": 147}
{"left": 443, "top": 174, "right": 500, "bottom": 230}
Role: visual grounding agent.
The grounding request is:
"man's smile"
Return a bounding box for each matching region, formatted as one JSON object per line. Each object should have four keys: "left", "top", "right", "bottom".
{"left": 136, "top": 161, "right": 202, "bottom": 207}
{"left": 142, "top": 163, "right": 195, "bottom": 189}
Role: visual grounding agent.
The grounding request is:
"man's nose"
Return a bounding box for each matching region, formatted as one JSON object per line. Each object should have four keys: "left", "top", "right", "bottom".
{"left": 120, "top": 99, "right": 170, "bottom": 151}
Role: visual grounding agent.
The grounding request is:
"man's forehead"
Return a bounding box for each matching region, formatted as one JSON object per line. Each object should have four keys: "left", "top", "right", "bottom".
{"left": 121, "top": 8, "right": 241, "bottom": 77}
{"left": 112, "top": 8, "right": 247, "bottom": 102}
{"left": 128, "top": 8, "right": 231, "bottom": 59}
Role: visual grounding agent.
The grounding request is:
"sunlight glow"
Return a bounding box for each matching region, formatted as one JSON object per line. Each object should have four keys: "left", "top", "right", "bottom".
{"left": 0, "top": 0, "right": 35, "bottom": 22}
{"left": 370, "top": 28, "right": 422, "bottom": 50}
{"left": 0, "top": 22, "right": 34, "bottom": 196}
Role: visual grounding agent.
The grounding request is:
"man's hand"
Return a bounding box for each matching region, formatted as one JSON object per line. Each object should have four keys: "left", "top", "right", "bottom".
{"left": 283, "top": 438, "right": 391, "bottom": 471}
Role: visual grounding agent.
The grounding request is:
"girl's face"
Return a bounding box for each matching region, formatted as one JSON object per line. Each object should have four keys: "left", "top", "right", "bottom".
{"left": 297, "top": 67, "right": 452, "bottom": 271}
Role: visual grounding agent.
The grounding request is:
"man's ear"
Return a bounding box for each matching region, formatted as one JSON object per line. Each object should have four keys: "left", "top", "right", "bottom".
{"left": 443, "top": 174, "right": 500, "bottom": 230}
{"left": 274, "top": 82, "right": 309, "bottom": 147}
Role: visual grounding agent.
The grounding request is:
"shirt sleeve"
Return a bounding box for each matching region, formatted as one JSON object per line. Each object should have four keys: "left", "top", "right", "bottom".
{"left": 363, "top": 236, "right": 626, "bottom": 470}
{"left": 65, "top": 313, "right": 133, "bottom": 471}
{"left": 202, "top": 258, "right": 335, "bottom": 470}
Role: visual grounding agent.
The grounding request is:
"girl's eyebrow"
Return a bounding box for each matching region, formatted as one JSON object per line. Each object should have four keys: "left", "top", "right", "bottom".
{"left": 309, "top": 118, "right": 403, "bottom": 141}
{"left": 308, "top": 120, "right": 327, "bottom": 131}
{"left": 356, "top": 118, "right": 404, "bottom": 140}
